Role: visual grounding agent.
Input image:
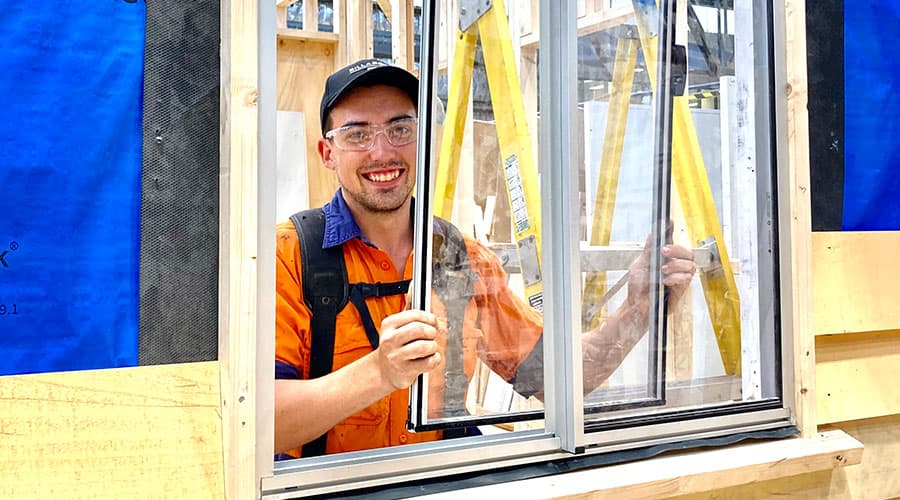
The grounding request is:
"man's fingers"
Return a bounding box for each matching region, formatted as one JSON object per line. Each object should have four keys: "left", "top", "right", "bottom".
{"left": 381, "top": 309, "right": 437, "bottom": 330}
{"left": 662, "top": 244, "right": 694, "bottom": 261}
{"left": 394, "top": 338, "right": 440, "bottom": 361}
{"left": 400, "top": 351, "right": 442, "bottom": 372}
{"left": 383, "top": 321, "right": 438, "bottom": 348}
{"left": 662, "top": 257, "right": 696, "bottom": 276}
{"left": 663, "top": 272, "right": 695, "bottom": 287}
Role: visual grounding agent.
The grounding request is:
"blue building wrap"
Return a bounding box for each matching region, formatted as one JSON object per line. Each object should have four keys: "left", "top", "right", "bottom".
{"left": 844, "top": 1, "right": 900, "bottom": 230}
{"left": 0, "top": 2, "right": 146, "bottom": 375}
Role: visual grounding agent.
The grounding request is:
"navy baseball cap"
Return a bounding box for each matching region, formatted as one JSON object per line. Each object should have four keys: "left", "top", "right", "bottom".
{"left": 319, "top": 58, "right": 419, "bottom": 135}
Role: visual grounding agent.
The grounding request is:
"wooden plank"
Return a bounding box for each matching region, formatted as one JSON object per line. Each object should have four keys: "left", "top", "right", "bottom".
{"left": 277, "top": 27, "right": 339, "bottom": 43}
{"left": 681, "top": 417, "right": 895, "bottom": 500}
{"left": 333, "top": 0, "right": 348, "bottom": 66}
{"left": 276, "top": 37, "right": 338, "bottom": 208}
{"left": 304, "top": 0, "right": 319, "bottom": 32}
{"left": 783, "top": 0, "right": 816, "bottom": 438}
{"left": 0, "top": 363, "right": 223, "bottom": 499}
{"left": 816, "top": 330, "right": 900, "bottom": 424}
{"left": 520, "top": 8, "right": 633, "bottom": 48}
{"left": 277, "top": 5, "right": 287, "bottom": 30}
{"left": 344, "top": 0, "right": 373, "bottom": 62}
{"left": 220, "top": 0, "right": 260, "bottom": 497}
{"left": 812, "top": 231, "right": 900, "bottom": 336}
{"left": 416, "top": 430, "right": 863, "bottom": 499}
{"left": 820, "top": 415, "right": 900, "bottom": 499}
{"left": 390, "top": 0, "right": 415, "bottom": 71}
{"left": 375, "top": 0, "right": 391, "bottom": 19}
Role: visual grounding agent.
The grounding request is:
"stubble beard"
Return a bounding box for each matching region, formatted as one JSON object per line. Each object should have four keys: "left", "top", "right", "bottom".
{"left": 344, "top": 161, "right": 414, "bottom": 214}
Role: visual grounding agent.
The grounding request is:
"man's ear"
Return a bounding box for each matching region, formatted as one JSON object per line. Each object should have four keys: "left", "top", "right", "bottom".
{"left": 318, "top": 137, "right": 336, "bottom": 170}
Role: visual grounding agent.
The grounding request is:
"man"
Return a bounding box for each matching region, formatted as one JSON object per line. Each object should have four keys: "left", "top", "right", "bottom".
{"left": 274, "top": 59, "right": 696, "bottom": 458}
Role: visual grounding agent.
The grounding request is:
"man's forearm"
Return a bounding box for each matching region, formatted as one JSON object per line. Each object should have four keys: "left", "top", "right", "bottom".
{"left": 581, "top": 300, "right": 650, "bottom": 393}
{"left": 274, "top": 352, "right": 394, "bottom": 454}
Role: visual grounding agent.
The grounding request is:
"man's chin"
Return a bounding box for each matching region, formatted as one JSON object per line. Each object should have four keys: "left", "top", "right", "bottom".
{"left": 356, "top": 194, "right": 409, "bottom": 214}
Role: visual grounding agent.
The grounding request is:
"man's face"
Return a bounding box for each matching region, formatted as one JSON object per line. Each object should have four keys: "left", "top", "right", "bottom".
{"left": 318, "top": 85, "right": 418, "bottom": 215}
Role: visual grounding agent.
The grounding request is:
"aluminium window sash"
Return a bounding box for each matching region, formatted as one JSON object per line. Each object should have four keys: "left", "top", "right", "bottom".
{"left": 539, "top": 0, "right": 583, "bottom": 453}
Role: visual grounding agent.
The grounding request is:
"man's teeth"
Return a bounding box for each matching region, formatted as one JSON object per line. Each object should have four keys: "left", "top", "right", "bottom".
{"left": 367, "top": 171, "right": 400, "bottom": 182}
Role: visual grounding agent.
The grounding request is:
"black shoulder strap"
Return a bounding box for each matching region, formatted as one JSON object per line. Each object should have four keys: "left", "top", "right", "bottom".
{"left": 289, "top": 208, "right": 409, "bottom": 457}
{"left": 290, "top": 208, "right": 348, "bottom": 458}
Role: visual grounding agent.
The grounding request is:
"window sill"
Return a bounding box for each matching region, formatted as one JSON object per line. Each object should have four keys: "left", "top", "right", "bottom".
{"left": 417, "top": 430, "right": 863, "bottom": 499}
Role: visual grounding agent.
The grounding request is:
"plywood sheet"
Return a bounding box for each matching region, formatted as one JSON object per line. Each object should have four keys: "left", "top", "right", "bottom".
{"left": 277, "top": 36, "right": 338, "bottom": 209}
{"left": 812, "top": 231, "right": 900, "bottom": 335}
{"left": 816, "top": 330, "right": 900, "bottom": 424}
{"left": 0, "top": 362, "right": 223, "bottom": 499}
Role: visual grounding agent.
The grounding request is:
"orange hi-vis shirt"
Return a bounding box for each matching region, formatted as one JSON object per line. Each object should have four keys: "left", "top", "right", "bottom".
{"left": 275, "top": 192, "right": 543, "bottom": 458}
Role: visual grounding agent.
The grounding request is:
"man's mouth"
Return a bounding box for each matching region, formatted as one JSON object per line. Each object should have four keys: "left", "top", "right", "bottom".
{"left": 362, "top": 169, "right": 402, "bottom": 183}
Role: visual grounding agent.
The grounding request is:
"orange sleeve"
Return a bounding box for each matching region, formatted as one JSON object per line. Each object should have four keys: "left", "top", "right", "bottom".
{"left": 464, "top": 237, "right": 544, "bottom": 382}
{"left": 275, "top": 221, "right": 311, "bottom": 379}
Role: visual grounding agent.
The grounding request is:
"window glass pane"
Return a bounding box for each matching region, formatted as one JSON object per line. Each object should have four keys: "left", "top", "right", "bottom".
{"left": 576, "top": 0, "right": 780, "bottom": 427}
{"left": 412, "top": 0, "right": 547, "bottom": 430}
{"left": 573, "top": 0, "right": 671, "bottom": 415}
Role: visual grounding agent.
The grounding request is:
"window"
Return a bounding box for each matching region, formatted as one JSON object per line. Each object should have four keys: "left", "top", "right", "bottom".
{"left": 260, "top": 0, "right": 797, "bottom": 496}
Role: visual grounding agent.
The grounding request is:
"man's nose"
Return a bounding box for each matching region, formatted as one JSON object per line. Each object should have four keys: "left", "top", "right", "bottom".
{"left": 369, "top": 131, "right": 395, "bottom": 155}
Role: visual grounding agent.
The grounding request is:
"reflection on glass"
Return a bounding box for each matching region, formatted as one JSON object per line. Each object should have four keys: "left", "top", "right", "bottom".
{"left": 577, "top": 0, "right": 777, "bottom": 425}
{"left": 413, "top": 0, "right": 546, "bottom": 430}
{"left": 577, "top": 6, "right": 668, "bottom": 412}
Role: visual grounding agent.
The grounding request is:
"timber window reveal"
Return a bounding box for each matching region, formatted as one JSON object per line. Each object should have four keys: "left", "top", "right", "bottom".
{"left": 263, "top": 0, "right": 794, "bottom": 497}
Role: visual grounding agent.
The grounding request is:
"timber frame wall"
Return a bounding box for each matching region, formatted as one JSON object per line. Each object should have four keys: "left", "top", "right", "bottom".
{"left": 0, "top": 1, "right": 898, "bottom": 498}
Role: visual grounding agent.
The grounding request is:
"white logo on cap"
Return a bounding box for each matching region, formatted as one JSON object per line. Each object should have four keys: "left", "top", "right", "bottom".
{"left": 347, "top": 60, "right": 387, "bottom": 74}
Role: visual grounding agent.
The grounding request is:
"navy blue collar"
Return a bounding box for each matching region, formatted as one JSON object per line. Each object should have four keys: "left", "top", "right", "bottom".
{"left": 321, "top": 190, "right": 418, "bottom": 249}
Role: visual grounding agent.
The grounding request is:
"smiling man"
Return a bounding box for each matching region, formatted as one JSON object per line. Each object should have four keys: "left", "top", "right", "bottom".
{"left": 273, "top": 59, "right": 697, "bottom": 459}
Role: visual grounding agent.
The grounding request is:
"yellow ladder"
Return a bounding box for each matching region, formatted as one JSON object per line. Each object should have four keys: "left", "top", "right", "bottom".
{"left": 434, "top": 0, "right": 545, "bottom": 311}
{"left": 581, "top": 0, "right": 742, "bottom": 375}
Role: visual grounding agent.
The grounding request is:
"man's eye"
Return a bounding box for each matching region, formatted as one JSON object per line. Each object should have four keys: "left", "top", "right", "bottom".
{"left": 344, "top": 128, "right": 369, "bottom": 143}
{"left": 390, "top": 124, "right": 413, "bottom": 137}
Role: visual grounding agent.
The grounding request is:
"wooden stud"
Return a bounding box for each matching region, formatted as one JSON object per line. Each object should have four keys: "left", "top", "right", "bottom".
{"left": 390, "top": 0, "right": 415, "bottom": 71}
{"left": 344, "top": 0, "right": 374, "bottom": 62}
{"left": 305, "top": 0, "right": 319, "bottom": 32}
{"left": 219, "top": 0, "right": 260, "bottom": 496}
{"left": 783, "top": 0, "right": 815, "bottom": 438}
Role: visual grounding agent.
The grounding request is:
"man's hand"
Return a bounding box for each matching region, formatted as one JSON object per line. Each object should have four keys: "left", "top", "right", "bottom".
{"left": 375, "top": 309, "right": 442, "bottom": 391}
{"left": 579, "top": 229, "right": 696, "bottom": 393}
{"left": 626, "top": 235, "right": 696, "bottom": 310}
